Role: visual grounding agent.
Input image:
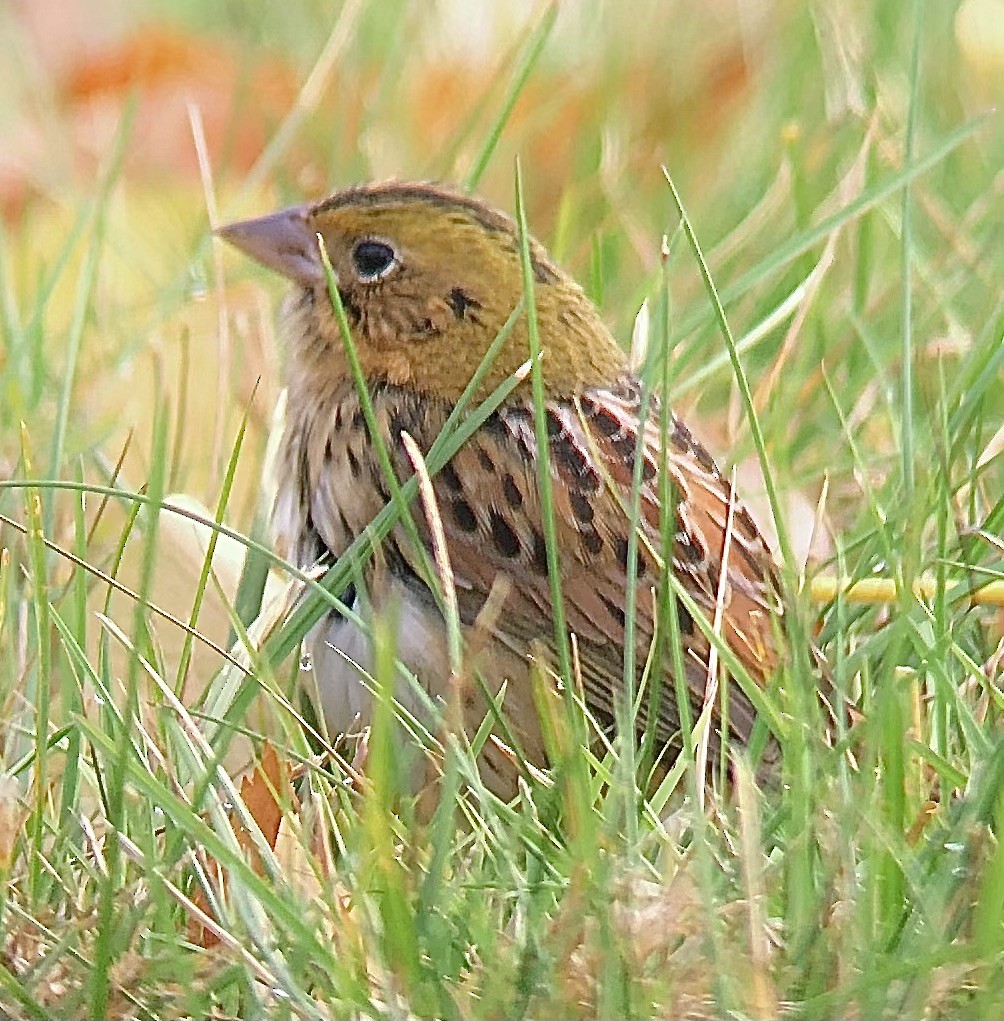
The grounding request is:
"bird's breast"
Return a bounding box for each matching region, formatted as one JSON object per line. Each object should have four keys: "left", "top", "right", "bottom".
{"left": 276, "top": 380, "right": 449, "bottom": 571}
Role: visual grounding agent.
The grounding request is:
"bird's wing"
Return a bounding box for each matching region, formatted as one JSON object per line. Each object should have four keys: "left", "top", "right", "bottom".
{"left": 387, "top": 377, "right": 782, "bottom": 747}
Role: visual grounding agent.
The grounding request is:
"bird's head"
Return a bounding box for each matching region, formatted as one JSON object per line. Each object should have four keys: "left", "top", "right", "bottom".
{"left": 218, "top": 181, "right": 627, "bottom": 400}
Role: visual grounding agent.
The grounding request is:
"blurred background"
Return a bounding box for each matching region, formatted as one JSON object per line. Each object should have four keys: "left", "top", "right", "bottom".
{"left": 1, "top": 0, "right": 1002, "bottom": 701}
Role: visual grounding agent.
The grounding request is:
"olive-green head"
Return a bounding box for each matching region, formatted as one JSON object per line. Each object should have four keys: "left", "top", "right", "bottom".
{"left": 218, "top": 181, "right": 626, "bottom": 400}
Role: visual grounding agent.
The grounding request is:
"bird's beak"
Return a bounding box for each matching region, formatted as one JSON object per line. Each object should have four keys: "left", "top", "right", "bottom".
{"left": 215, "top": 205, "right": 324, "bottom": 285}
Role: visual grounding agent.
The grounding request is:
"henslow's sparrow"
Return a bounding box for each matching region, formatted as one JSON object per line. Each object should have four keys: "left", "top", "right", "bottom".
{"left": 219, "top": 182, "right": 782, "bottom": 796}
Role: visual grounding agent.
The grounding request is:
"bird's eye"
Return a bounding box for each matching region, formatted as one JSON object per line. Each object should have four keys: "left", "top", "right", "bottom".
{"left": 351, "top": 239, "right": 398, "bottom": 281}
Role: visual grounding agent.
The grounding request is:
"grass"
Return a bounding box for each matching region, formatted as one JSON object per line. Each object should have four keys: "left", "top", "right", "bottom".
{"left": 2, "top": 0, "right": 1004, "bottom": 1016}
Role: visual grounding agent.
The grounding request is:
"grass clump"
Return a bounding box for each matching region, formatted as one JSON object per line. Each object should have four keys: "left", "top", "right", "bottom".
{"left": 2, "top": 1, "right": 1004, "bottom": 1017}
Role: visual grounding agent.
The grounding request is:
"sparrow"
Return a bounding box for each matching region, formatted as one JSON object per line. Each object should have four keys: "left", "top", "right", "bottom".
{"left": 218, "top": 181, "right": 783, "bottom": 797}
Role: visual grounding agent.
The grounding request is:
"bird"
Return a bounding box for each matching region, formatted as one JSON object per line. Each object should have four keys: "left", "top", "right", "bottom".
{"left": 218, "top": 181, "right": 783, "bottom": 798}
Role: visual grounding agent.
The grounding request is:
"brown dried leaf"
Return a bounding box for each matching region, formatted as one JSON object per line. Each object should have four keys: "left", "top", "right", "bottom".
{"left": 188, "top": 743, "right": 298, "bottom": 948}
{"left": 237, "top": 741, "right": 296, "bottom": 853}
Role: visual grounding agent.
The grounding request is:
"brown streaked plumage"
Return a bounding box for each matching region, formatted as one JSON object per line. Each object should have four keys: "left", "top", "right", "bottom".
{"left": 219, "top": 181, "right": 783, "bottom": 797}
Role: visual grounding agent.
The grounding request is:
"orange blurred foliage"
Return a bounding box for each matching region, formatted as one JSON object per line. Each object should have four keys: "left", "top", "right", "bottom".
{"left": 2, "top": 23, "right": 299, "bottom": 218}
